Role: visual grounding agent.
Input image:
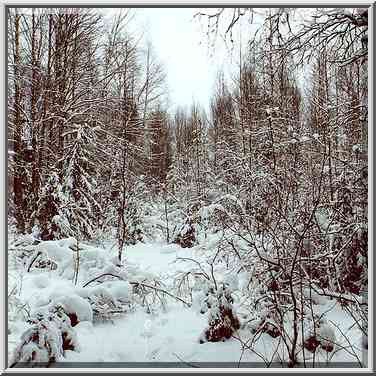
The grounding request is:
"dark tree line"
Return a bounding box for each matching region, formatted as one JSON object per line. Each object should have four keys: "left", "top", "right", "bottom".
{"left": 8, "top": 9, "right": 170, "bottom": 248}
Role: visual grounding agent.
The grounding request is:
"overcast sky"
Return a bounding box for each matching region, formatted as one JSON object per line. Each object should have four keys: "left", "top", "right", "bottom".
{"left": 102, "top": 8, "right": 308, "bottom": 113}
{"left": 137, "top": 8, "right": 219, "bottom": 112}
{"left": 104, "top": 8, "right": 241, "bottom": 113}
{"left": 137, "top": 8, "right": 233, "bottom": 113}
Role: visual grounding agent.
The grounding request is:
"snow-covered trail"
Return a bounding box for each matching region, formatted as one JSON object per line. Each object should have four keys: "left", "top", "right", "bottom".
{"left": 8, "top": 239, "right": 254, "bottom": 365}
{"left": 9, "top": 239, "right": 364, "bottom": 366}
{"left": 125, "top": 242, "right": 181, "bottom": 275}
{"left": 62, "top": 241, "right": 254, "bottom": 364}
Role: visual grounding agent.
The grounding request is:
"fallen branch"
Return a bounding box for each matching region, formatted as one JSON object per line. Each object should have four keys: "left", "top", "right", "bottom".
{"left": 82, "top": 273, "right": 123, "bottom": 288}
{"left": 82, "top": 274, "right": 191, "bottom": 307}
{"left": 311, "top": 284, "right": 367, "bottom": 306}
{"left": 27, "top": 251, "right": 42, "bottom": 272}
{"left": 132, "top": 282, "right": 191, "bottom": 307}
{"left": 176, "top": 257, "right": 210, "bottom": 280}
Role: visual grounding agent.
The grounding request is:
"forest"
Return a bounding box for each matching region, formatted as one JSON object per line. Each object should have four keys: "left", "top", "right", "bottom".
{"left": 7, "top": 7, "right": 368, "bottom": 368}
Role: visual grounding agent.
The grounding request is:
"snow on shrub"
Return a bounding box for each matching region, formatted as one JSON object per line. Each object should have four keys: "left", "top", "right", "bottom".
{"left": 106, "top": 281, "right": 132, "bottom": 303}
{"left": 199, "top": 283, "right": 240, "bottom": 343}
{"left": 141, "top": 200, "right": 171, "bottom": 242}
{"left": 244, "top": 309, "right": 281, "bottom": 339}
{"left": 51, "top": 295, "right": 93, "bottom": 326}
{"left": 223, "top": 273, "right": 239, "bottom": 292}
{"left": 174, "top": 218, "right": 196, "bottom": 248}
{"left": 123, "top": 201, "right": 144, "bottom": 246}
{"left": 34, "top": 241, "right": 72, "bottom": 271}
{"left": 31, "top": 274, "right": 50, "bottom": 289}
{"left": 31, "top": 238, "right": 119, "bottom": 283}
{"left": 87, "top": 286, "right": 119, "bottom": 323}
{"left": 10, "top": 234, "right": 40, "bottom": 257}
{"left": 239, "top": 273, "right": 284, "bottom": 339}
{"left": 71, "top": 244, "right": 120, "bottom": 282}
{"left": 34, "top": 172, "right": 72, "bottom": 241}
{"left": 9, "top": 234, "right": 41, "bottom": 270}
{"left": 11, "top": 322, "right": 63, "bottom": 365}
{"left": 25, "top": 249, "right": 58, "bottom": 272}
{"left": 8, "top": 284, "right": 29, "bottom": 330}
{"left": 198, "top": 203, "right": 226, "bottom": 231}
{"left": 10, "top": 304, "right": 78, "bottom": 367}
{"left": 303, "top": 317, "right": 336, "bottom": 353}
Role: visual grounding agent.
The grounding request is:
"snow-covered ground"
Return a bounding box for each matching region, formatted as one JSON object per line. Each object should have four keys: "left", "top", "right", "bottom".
{"left": 8, "top": 237, "right": 366, "bottom": 367}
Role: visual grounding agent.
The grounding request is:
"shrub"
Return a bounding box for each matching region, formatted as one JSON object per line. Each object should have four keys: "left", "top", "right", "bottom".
{"left": 10, "top": 304, "right": 78, "bottom": 367}
{"left": 199, "top": 283, "right": 240, "bottom": 343}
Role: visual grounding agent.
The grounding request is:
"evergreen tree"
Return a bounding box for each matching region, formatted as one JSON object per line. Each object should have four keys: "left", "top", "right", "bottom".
{"left": 61, "top": 123, "right": 101, "bottom": 240}
{"left": 35, "top": 172, "right": 70, "bottom": 240}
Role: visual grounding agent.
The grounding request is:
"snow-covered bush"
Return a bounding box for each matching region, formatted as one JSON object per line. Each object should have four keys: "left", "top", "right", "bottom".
{"left": 241, "top": 277, "right": 283, "bottom": 339}
{"left": 174, "top": 218, "right": 196, "bottom": 248}
{"left": 197, "top": 202, "right": 226, "bottom": 233}
{"left": 26, "top": 249, "right": 58, "bottom": 272}
{"left": 199, "top": 283, "right": 240, "bottom": 343}
{"left": 51, "top": 295, "right": 93, "bottom": 327}
{"left": 106, "top": 281, "right": 132, "bottom": 303}
{"left": 10, "top": 304, "right": 78, "bottom": 367}
{"left": 9, "top": 234, "right": 41, "bottom": 269}
{"left": 8, "top": 285, "right": 30, "bottom": 331}
{"left": 303, "top": 317, "right": 336, "bottom": 353}
{"left": 32, "top": 238, "right": 118, "bottom": 283}
{"left": 86, "top": 286, "right": 119, "bottom": 323}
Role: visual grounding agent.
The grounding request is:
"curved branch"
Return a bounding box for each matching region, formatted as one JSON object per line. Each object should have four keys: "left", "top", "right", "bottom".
{"left": 82, "top": 273, "right": 191, "bottom": 307}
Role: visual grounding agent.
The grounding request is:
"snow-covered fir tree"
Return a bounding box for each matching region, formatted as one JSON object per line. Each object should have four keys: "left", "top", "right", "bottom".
{"left": 61, "top": 123, "right": 101, "bottom": 240}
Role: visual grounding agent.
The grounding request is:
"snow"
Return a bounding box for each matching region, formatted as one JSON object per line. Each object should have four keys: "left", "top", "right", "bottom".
{"left": 37, "top": 241, "right": 73, "bottom": 264}
{"left": 31, "top": 274, "right": 50, "bottom": 289}
{"left": 61, "top": 307, "right": 207, "bottom": 363}
{"left": 8, "top": 236, "right": 366, "bottom": 367}
{"left": 352, "top": 144, "right": 361, "bottom": 152}
{"left": 51, "top": 294, "right": 93, "bottom": 323}
{"left": 106, "top": 281, "right": 132, "bottom": 302}
{"left": 123, "top": 242, "right": 181, "bottom": 275}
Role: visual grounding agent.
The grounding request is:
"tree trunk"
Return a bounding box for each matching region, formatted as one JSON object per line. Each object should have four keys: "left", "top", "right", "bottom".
{"left": 13, "top": 10, "right": 26, "bottom": 233}
{"left": 30, "top": 10, "right": 40, "bottom": 229}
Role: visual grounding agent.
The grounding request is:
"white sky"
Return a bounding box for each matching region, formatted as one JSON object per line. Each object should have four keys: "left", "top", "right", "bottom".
{"left": 135, "top": 8, "right": 229, "bottom": 109}
{"left": 102, "top": 8, "right": 306, "bottom": 113}
{"left": 136, "top": 8, "right": 220, "bottom": 112}
{"left": 103, "top": 8, "right": 238, "bottom": 113}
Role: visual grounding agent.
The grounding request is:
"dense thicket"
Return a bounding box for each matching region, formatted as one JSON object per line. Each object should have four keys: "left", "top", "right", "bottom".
{"left": 8, "top": 9, "right": 169, "bottom": 249}
{"left": 8, "top": 7, "right": 368, "bottom": 367}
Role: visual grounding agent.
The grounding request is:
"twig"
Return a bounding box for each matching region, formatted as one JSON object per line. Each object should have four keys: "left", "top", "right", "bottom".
{"left": 176, "top": 257, "right": 210, "bottom": 280}
{"left": 132, "top": 282, "right": 191, "bottom": 307}
{"left": 82, "top": 273, "right": 124, "bottom": 288}
{"left": 82, "top": 273, "right": 191, "bottom": 307}
{"left": 27, "top": 251, "right": 42, "bottom": 272}
{"left": 311, "top": 285, "right": 367, "bottom": 306}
